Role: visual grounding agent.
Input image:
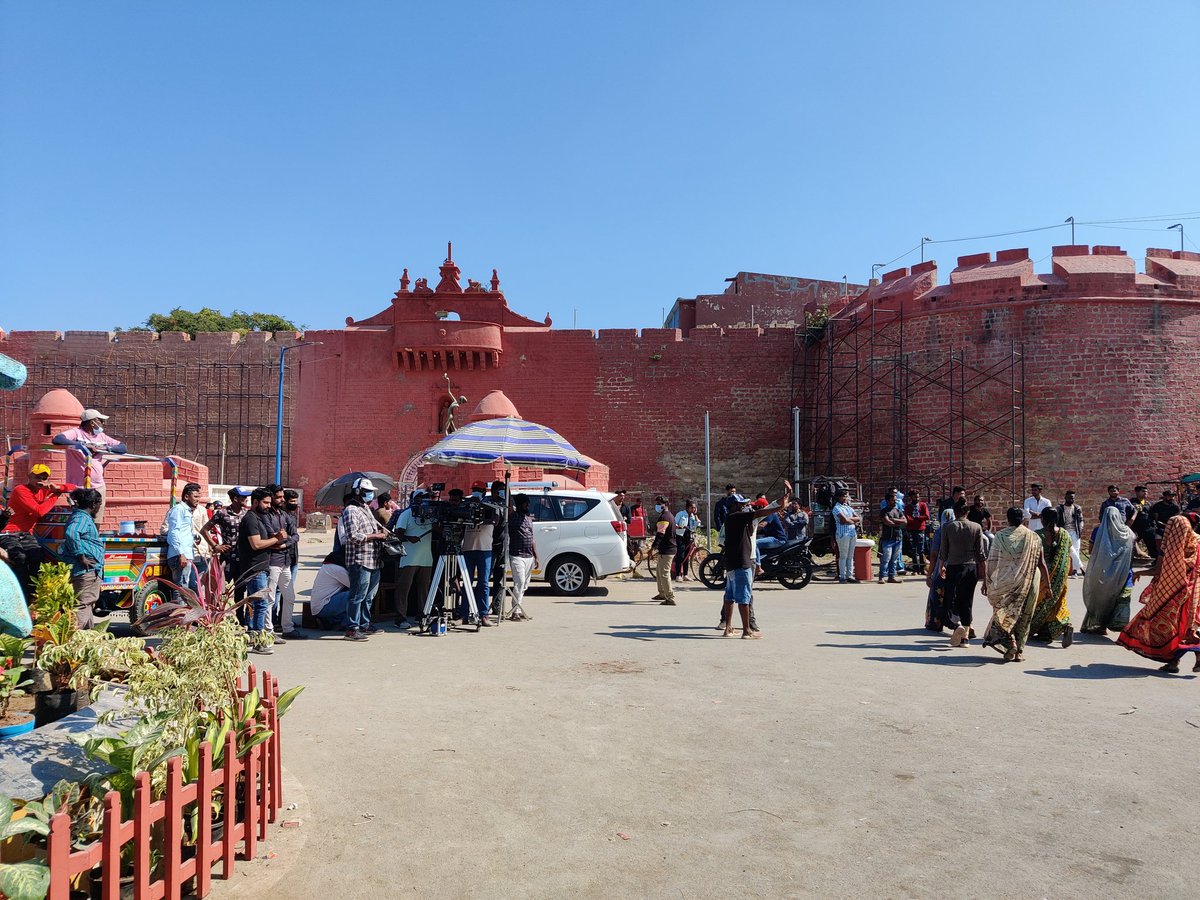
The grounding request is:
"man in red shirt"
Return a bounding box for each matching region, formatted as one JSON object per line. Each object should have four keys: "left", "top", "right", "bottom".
{"left": 905, "top": 489, "right": 932, "bottom": 575}
{"left": 4, "top": 464, "right": 73, "bottom": 534}
{"left": 0, "top": 463, "right": 72, "bottom": 599}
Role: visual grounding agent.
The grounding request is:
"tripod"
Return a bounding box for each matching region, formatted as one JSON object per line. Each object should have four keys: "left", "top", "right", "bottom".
{"left": 421, "top": 524, "right": 481, "bottom": 633}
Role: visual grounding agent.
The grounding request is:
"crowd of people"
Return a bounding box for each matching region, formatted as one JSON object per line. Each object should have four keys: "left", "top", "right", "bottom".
{"left": 4, "top": 406, "right": 1200, "bottom": 673}
{"left": 862, "top": 480, "right": 1200, "bottom": 670}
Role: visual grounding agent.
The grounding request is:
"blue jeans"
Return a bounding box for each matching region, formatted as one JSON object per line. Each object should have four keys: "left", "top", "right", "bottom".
{"left": 316, "top": 588, "right": 352, "bottom": 631}
{"left": 836, "top": 533, "right": 856, "bottom": 580}
{"left": 755, "top": 537, "right": 786, "bottom": 558}
{"left": 723, "top": 566, "right": 754, "bottom": 604}
{"left": 879, "top": 539, "right": 902, "bottom": 580}
{"left": 346, "top": 564, "right": 380, "bottom": 633}
{"left": 245, "top": 570, "right": 271, "bottom": 635}
{"left": 462, "top": 550, "right": 492, "bottom": 617}
{"left": 167, "top": 555, "right": 198, "bottom": 598}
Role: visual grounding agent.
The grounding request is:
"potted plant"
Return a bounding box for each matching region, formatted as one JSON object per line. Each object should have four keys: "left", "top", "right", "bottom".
{"left": 34, "top": 623, "right": 147, "bottom": 727}
{"left": 0, "top": 663, "right": 32, "bottom": 739}
{"left": 0, "top": 797, "right": 50, "bottom": 900}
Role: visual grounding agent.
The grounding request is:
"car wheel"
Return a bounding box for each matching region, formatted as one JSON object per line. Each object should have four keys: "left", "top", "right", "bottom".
{"left": 131, "top": 579, "right": 171, "bottom": 636}
{"left": 548, "top": 555, "right": 591, "bottom": 596}
{"left": 698, "top": 553, "right": 726, "bottom": 590}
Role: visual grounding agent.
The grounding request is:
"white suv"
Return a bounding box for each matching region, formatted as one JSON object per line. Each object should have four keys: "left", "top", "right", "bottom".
{"left": 513, "top": 488, "right": 630, "bottom": 595}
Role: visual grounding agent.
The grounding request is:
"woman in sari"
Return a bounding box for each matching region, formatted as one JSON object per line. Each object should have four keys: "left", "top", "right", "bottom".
{"left": 924, "top": 508, "right": 956, "bottom": 632}
{"left": 1118, "top": 515, "right": 1200, "bottom": 673}
{"left": 1081, "top": 506, "right": 1136, "bottom": 634}
{"left": 1028, "top": 507, "right": 1074, "bottom": 647}
{"left": 982, "top": 507, "right": 1050, "bottom": 662}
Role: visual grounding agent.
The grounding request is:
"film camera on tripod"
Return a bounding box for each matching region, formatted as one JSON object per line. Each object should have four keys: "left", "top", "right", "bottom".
{"left": 410, "top": 484, "right": 501, "bottom": 632}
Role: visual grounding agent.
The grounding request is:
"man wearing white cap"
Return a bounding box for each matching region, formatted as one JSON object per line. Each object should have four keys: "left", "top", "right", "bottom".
{"left": 52, "top": 409, "right": 127, "bottom": 524}
{"left": 338, "top": 476, "right": 390, "bottom": 641}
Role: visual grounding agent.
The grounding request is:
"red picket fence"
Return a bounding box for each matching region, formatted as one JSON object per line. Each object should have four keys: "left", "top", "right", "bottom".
{"left": 45, "top": 666, "right": 285, "bottom": 900}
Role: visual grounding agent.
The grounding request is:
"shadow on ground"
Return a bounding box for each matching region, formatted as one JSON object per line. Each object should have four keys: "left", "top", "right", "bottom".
{"left": 601, "top": 624, "right": 722, "bottom": 641}
{"left": 1023, "top": 663, "right": 1193, "bottom": 680}
{"left": 863, "top": 655, "right": 990, "bottom": 667}
{"left": 816, "top": 641, "right": 954, "bottom": 653}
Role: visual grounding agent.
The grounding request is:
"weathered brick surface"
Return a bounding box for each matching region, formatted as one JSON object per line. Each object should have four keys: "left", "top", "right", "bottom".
{"left": 811, "top": 246, "right": 1200, "bottom": 516}
{"left": 4, "top": 246, "right": 1198, "bottom": 519}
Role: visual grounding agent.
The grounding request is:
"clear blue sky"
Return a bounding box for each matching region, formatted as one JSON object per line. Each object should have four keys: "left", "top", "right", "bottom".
{"left": 2, "top": 1, "right": 1197, "bottom": 333}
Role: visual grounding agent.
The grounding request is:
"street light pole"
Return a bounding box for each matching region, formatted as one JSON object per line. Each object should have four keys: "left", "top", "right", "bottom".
{"left": 275, "top": 341, "right": 322, "bottom": 484}
{"left": 921, "top": 237, "right": 932, "bottom": 262}
{"left": 871, "top": 263, "right": 885, "bottom": 281}
{"left": 1065, "top": 216, "right": 1075, "bottom": 244}
{"left": 1170, "top": 223, "right": 1184, "bottom": 252}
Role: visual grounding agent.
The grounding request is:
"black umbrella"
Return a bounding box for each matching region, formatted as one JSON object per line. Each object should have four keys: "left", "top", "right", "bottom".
{"left": 314, "top": 471, "right": 396, "bottom": 507}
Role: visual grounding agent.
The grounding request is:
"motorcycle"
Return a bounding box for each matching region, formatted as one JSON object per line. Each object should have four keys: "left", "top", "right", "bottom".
{"left": 698, "top": 537, "right": 814, "bottom": 591}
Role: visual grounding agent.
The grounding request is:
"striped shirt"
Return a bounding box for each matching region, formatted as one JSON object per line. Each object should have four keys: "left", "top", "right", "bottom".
{"left": 340, "top": 504, "right": 381, "bottom": 569}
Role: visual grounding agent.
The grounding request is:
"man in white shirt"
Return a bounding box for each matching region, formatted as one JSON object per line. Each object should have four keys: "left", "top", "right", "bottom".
{"left": 309, "top": 559, "right": 351, "bottom": 631}
{"left": 1023, "top": 482, "right": 1051, "bottom": 532}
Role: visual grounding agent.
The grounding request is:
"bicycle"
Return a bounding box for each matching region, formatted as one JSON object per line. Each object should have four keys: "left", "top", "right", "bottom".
{"left": 626, "top": 538, "right": 656, "bottom": 578}
{"left": 671, "top": 534, "right": 710, "bottom": 582}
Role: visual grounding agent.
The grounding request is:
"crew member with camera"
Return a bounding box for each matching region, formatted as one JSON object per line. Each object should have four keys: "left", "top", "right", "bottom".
{"left": 462, "top": 483, "right": 497, "bottom": 626}
{"left": 391, "top": 489, "right": 434, "bottom": 629}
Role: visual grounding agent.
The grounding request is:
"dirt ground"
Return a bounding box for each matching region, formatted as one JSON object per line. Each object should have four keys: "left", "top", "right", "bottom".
{"left": 214, "top": 536, "right": 1200, "bottom": 899}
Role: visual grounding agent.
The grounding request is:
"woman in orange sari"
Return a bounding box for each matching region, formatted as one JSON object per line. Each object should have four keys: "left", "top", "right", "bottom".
{"left": 1117, "top": 515, "right": 1200, "bottom": 674}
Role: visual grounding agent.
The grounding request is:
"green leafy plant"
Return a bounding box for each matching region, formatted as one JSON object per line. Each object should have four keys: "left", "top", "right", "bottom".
{"left": 124, "top": 307, "right": 302, "bottom": 336}
{"left": 19, "top": 779, "right": 101, "bottom": 852}
{"left": 77, "top": 712, "right": 182, "bottom": 818}
{"left": 805, "top": 305, "right": 830, "bottom": 330}
{"left": 29, "top": 562, "right": 76, "bottom": 630}
{"left": 36, "top": 624, "right": 148, "bottom": 693}
{"left": 0, "top": 666, "right": 26, "bottom": 720}
{"left": 118, "top": 617, "right": 250, "bottom": 760}
{"left": 0, "top": 797, "right": 51, "bottom": 900}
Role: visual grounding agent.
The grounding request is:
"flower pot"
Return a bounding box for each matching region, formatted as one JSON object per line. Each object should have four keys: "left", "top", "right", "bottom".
{"left": 34, "top": 688, "right": 89, "bottom": 727}
{"left": 0, "top": 714, "right": 35, "bottom": 739}
{"left": 27, "top": 667, "right": 52, "bottom": 693}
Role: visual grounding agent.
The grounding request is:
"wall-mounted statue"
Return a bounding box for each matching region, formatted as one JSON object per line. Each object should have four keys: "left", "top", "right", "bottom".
{"left": 441, "top": 373, "right": 468, "bottom": 434}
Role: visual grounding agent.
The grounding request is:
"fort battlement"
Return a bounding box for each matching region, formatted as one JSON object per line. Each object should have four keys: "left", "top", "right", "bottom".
{"left": 842, "top": 246, "right": 1200, "bottom": 321}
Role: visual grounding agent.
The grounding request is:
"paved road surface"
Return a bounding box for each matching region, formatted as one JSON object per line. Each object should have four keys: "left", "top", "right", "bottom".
{"left": 214, "top": 536, "right": 1198, "bottom": 899}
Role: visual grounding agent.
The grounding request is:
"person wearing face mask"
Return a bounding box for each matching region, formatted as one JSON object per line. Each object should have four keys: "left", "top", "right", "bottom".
{"left": 53, "top": 409, "right": 127, "bottom": 525}
{"left": 650, "top": 495, "right": 677, "bottom": 606}
{"left": 338, "top": 477, "right": 390, "bottom": 641}
{"left": 283, "top": 490, "right": 304, "bottom": 619}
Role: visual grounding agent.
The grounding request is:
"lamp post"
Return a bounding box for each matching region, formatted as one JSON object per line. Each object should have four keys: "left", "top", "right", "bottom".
{"left": 920, "top": 236, "right": 932, "bottom": 262}
{"left": 275, "top": 341, "right": 322, "bottom": 484}
{"left": 1169, "top": 223, "right": 1184, "bottom": 252}
{"left": 1065, "top": 216, "right": 1075, "bottom": 244}
{"left": 871, "top": 263, "right": 885, "bottom": 281}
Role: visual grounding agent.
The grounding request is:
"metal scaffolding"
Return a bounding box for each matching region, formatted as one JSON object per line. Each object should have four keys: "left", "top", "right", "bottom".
{"left": 795, "top": 304, "right": 1026, "bottom": 518}
{"left": 0, "top": 355, "right": 290, "bottom": 487}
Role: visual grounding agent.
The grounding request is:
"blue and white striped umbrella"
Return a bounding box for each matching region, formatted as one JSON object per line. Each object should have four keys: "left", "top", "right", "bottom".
{"left": 422, "top": 417, "right": 591, "bottom": 472}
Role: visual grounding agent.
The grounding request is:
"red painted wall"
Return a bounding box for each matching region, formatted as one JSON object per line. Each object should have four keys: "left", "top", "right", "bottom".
{"left": 4, "top": 245, "right": 1198, "bottom": 524}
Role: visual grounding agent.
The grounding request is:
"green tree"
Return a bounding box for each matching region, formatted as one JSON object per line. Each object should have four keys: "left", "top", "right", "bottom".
{"left": 119, "top": 307, "right": 302, "bottom": 336}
